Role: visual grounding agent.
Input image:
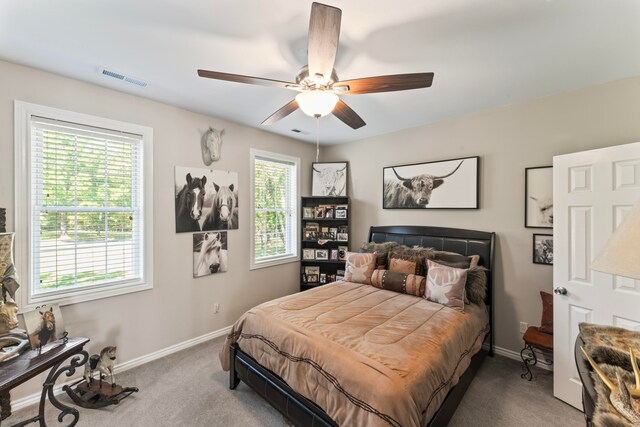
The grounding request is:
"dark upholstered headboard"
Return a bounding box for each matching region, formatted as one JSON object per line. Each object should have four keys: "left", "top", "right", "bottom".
{"left": 368, "top": 225, "right": 496, "bottom": 354}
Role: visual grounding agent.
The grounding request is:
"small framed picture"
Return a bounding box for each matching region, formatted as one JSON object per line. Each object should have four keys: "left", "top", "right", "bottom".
{"left": 302, "top": 248, "right": 315, "bottom": 260}
{"left": 305, "top": 266, "right": 320, "bottom": 276}
{"left": 314, "top": 206, "right": 326, "bottom": 218}
{"left": 315, "top": 249, "right": 329, "bottom": 260}
{"left": 338, "top": 246, "right": 348, "bottom": 261}
{"left": 24, "top": 304, "right": 66, "bottom": 351}
{"left": 307, "top": 273, "right": 319, "bottom": 283}
{"left": 327, "top": 274, "right": 336, "bottom": 283}
{"left": 325, "top": 207, "right": 334, "bottom": 219}
{"left": 304, "top": 230, "right": 317, "bottom": 241}
{"left": 337, "top": 233, "right": 349, "bottom": 242}
{"left": 533, "top": 234, "right": 553, "bottom": 265}
{"left": 525, "top": 166, "right": 553, "bottom": 228}
{"left": 303, "top": 207, "right": 314, "bottom": 219}
{"left": 330, "top": 249, "right": 339, "bottom": 260}
{"left": 335, "top": 208, "right": 347, "bottom": 219}
{"left": 319, "top": 273, "right": 327, "bottom": 284}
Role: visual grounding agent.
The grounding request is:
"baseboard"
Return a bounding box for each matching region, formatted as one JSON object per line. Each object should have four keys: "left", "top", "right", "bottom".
{"left": 10, "top": 325, "right": 232, "bottom": 412}
{"left": 494, "top": 345, "right": 553, "bottom": 372}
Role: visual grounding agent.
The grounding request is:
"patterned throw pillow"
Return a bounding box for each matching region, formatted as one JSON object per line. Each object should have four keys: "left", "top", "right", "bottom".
{"left": 0, "top": 233, "right": 19, "bottom": 298}
{"left": 539, "top": 291, "right": 553, "bottom": 334}
{"left": 370, "top": 269, "right": 426, "bottom": 297}
{"left": 429, "top": 251, "right": 479, "bottom": 269}
{"left": 388, "top": 256, "right": 423, "bottom": 275}
{"left": 426, "top": 260, "right": 467, "bottom": 311}
{"left": 344, "top": 252, "right": 376, "bottom": 285}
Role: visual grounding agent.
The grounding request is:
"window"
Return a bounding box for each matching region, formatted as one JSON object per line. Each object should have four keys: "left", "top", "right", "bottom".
{"left": 250, "top": 149, "right": 299, "bottom": 269}
{"left": 14, "top": 101, "right": 153, "bottom": 308}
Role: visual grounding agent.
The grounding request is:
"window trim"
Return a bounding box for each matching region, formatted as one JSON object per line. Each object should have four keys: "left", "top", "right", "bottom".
{"left": 14, "top": 101, "right": 154, "bottom": 310}
{"left": 249, "top": 148, "right": 300, "bottom": 270}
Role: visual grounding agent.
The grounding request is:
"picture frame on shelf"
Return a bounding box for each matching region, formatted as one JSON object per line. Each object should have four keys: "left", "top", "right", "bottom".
{"left": 525, "top": 166, "right": 553, "bottom": 229}
{"left": 319, "top": 273, "right": 327, "bottom": 284}
{"left": 302, "top": 248, "right": 316, "bottom": 260}
{"left": 314, "top": 206, "right": 326, "bottom": 218}
{"left": 315, "top": 249, "right": 329, "bottom": 260}
{"left": 533, "top": 234, "right": 553, "bottom": 265}
{"left": 382, "top": 156, "right": 479, "bottom": 209}
{"left": 330, "top": 249, "right": 339, "bottom": 260}
{"left": 307, "top": 274, "right": 319, "bottom": 283}
{"left": 305, "top": 266, "right": 320, "bottom": 276}
{"left": 324, "top": 207, "right": 334, "bottom": 219}
{"left": 334, "top": 206, "right": 347, "bottom": 219}
{"left": 327, "top": 274, "right": 336, "bottom": 283}
{"left": 303, "top": 207, "right": 315, "bottom": 219}
{"left": 303, "top": 230, "right": 317, "bottom": 241}
{"left": 312, "top": 162, "right": 348, "bottom": 197}
{"left": 337, "top": 233, "right": 349, "bottom": 242}
{"left": 338, "top": 246, "right": 348, "bottom": 261}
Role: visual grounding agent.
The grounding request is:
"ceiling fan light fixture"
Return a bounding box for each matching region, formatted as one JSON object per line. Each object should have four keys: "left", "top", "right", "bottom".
{"left": 295, "top": 91, "right": 339, "bottom": 117}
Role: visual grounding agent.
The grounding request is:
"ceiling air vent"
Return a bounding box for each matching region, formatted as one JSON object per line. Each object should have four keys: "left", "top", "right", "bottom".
{"left": 291, "top": 129, "right": 310, "bottom": 135}
{"left": 99, "top": 67, "right": 148, "bottom": 88}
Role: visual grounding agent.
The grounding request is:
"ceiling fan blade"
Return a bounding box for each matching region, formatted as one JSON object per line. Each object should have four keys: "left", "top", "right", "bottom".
{"left": 333, "top": 73, "right": 434, "bottom": 94}
{"left": 332, "top": 99, "right": 365, "bottom": 129}
{"left": 197, "top": 69, "right": 298, "bottom": 90}
{"left": 307, "top": 3, "right": 342, "bottom": 83}
{"left": 261, "top": 99, "right": 300, "bottom": 126}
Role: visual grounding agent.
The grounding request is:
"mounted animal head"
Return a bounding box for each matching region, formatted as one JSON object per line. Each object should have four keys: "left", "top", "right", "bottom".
{"left": 204, "top": 127, "right": 225, "bottom": 163}
{"left": 39, "top": 307, "right": 55, "bottom": 331}
{"left": 392, "top": 160, "right": 464, "bottom": 206}
{"left": 184, "top": 173, "right": 207, "bottom": 221}
{"left": 0, "top": 295, "right": 18, "bottom": 334}
{"left": 313, "top": 164, "right": 347, "bottom": 196}
{"left": 212, "top": 183, "right": 236, "bottom": 228}
{"left": 530, "top": 196, "right": 553, "bottom": 226}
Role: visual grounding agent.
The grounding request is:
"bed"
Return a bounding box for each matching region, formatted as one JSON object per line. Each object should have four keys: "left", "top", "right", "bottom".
{"left": 222, "top": 225, "right": 495, "bottom": 427}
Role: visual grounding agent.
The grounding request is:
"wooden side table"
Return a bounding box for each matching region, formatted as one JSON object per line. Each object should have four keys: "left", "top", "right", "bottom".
{"left": 0, "top": 337, "right": 89, "bottom": 427}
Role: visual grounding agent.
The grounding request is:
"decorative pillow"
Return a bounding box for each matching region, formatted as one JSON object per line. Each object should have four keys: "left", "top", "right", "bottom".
{"left": 389, "top": 255, "right": 423, "bottom": 275}
{"left": 359, "top": 241, "right": 398, "bottom": 270}
{"left": 370, "top": 269, "right": 426, "bottom": 297}
{"left": 425, "top": 260, "right": 467, "bottom": 311}
{"left": 539, "top": 291, "right": 553, "bottom": 334}
{"left": 429, "top": 251, "right": 479, "bottom": 269}
{"left": 0, "top": 233, "right": 19, "bottom": 298}
{"left": 465, "top": 266, "right": 488, "bottom": 305}
{"left": 344, "top": 252, "right": 376, "bottom": 285}
{"left": 390, "top": 245, "right": 434, "bottom": 261}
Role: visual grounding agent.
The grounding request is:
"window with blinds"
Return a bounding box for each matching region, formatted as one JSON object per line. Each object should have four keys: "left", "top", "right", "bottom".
{"left": 251, "top": 150, "right": 299, "bottom": 268}
{"left": 15, "top": 101, "right": 153, "bottom": 307}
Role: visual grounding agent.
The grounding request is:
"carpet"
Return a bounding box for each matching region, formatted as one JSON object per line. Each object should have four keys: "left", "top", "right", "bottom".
{"left": 9, "top": 337, "right": 584, "bottom": 426}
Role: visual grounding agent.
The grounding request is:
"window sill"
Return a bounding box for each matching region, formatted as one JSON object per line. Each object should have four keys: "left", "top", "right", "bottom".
{"left": 21, "top": 281, "right": 153, "bottom": 311}
{"left": 250, "top": 255, "right": 300, "bottom": 271}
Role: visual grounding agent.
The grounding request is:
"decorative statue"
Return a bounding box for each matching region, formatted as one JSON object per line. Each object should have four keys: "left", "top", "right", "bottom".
{"left": 201, "top": 127, "right": 225, "bottom": 165}
{"left": 0, "top": 232, "right": 28, "bottom": 363}
{"left": 582, "top": 346, "right": 640, "bottom": 424}
{"left": 84, "top": 346, "right": 117, "bottom": 387}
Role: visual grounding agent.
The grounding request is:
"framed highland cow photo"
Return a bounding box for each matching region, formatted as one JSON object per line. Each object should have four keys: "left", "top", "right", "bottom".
{"left": 525, "top": 166, "right": 553, "bottom": 228}
{"left": 383, "top": 156, "right": 479, "bottom": 209}
{"left": 312, "top": 162, "right": 348, "bottom": 197}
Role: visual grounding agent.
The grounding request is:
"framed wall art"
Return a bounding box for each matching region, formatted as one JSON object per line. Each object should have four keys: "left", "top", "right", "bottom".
{"left": 383, "top": 156, "right": 479, "bottom": 209}
{"left": 525, "top": 166, "right": 553, "bottom": 228}
{"left": 193, "top": 231, "right": 228, "bottom": 277}
{"left": 533, "top": 234, "right": 553, "bottom": 265}
{"left": 312, "top": 162, "right": 348, "bottom": 197}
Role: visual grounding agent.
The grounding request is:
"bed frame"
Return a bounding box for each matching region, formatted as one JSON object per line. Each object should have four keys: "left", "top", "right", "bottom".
{"left": 229, "top": 225, "right": 496, "bottom": 427}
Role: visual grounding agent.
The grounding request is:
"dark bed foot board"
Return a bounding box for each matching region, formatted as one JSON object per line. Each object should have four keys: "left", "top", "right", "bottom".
{"left": 427, "top": 348, "right": 488, "bottom": 427}
{"left": 229, "top": 343, "right": 240, "bottom": 389}
{"left": 233, "top": 347, "right": 338, "bottom": 427}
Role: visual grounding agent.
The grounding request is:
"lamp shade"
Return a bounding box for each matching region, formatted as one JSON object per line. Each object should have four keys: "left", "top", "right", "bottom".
{"left": 295, "top": 91, "right": 339, "bottom": 117}
{"left": 591, "top": 201, "right": 640, "bottom": 280}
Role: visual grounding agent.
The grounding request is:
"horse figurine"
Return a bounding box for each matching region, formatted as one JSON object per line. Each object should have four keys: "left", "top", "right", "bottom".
{"left": 201, "top": 127, "right": 225, "bottom": 165}
{"left": 175, "top": 173, "right": 207, "bottom": 232}
{"left": 202, "top": 182, "right": 238, "bottom": 231}
{"left": 84, "top": 346, "right": 117, "bottom": 387}
{"left": 194, "top": 232, "right": 227, "bottom": 276}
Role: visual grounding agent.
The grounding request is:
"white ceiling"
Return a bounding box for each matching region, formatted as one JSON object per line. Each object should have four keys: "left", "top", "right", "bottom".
{"left": 1, "top": 0, "right": 639, "bottom": 144}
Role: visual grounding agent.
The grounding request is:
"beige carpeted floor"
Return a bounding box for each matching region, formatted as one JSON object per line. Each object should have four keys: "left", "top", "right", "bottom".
{"left": 9, "top": 337, "right": 584, "bottom": 426}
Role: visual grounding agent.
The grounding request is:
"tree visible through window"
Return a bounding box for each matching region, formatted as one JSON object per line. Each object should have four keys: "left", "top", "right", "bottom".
{"left": 251, "top": 151, "right": 298, "bottom": 267}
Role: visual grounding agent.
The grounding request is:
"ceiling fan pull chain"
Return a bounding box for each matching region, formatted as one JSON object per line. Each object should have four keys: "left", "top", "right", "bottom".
{"left": 316, "top": 116, "right": 320, "bottom": 163}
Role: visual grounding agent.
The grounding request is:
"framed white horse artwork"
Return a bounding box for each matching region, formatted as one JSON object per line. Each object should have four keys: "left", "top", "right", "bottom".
{"left": 193, "top": 231, "right": 228, "bottom": 277}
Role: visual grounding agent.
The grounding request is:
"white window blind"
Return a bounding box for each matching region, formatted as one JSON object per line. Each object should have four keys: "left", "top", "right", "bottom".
{"left": 252, "top": 154, "right": 298, "bottom": 265}
{"left": 30, "top": 116, "right": 145, "bottom": 296}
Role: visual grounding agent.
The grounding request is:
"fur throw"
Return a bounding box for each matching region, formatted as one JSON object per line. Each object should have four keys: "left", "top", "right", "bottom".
{"left": 592, "top": 364, "right": 637, "bottom": 427}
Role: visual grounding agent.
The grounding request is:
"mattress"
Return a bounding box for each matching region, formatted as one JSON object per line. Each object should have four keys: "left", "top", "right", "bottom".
{"left": 221, "top": 281, "right": 489, "bottom": 427}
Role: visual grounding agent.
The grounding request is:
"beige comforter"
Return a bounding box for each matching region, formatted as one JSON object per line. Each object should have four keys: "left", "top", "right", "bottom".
{"left": 221, "top": 281, "right": 489, "bottom": 427}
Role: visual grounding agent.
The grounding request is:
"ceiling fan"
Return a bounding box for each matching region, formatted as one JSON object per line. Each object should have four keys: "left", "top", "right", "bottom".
{"left": 197, "top": 2, "right": 434, "bottom": 130}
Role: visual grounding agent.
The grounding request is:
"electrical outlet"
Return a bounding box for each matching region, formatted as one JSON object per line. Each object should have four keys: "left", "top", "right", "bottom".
{"left": 214, "top": 303, "right": 220, "bottom": 314}
{"left": 519, "top": 322, "right": 528, "bottom": 334}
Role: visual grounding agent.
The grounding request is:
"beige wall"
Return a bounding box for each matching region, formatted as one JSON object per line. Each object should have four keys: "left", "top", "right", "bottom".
{"left": 0, "top": 60, "right": 316, "bottom": 399}
{"left": 323, "top": 76, "right": 640, "bottom": 354}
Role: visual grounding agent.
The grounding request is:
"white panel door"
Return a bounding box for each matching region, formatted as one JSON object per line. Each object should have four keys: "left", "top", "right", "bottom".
{"left": 553, "top": 141, "right": 640, "bottom": 408}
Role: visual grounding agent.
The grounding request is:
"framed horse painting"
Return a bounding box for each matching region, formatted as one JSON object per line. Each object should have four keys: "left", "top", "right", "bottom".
{"left": 174, "top": 166, "right": 239, "bottom": 233}
{"left": 193, "top": 231, "right": 228, "bottom": 277}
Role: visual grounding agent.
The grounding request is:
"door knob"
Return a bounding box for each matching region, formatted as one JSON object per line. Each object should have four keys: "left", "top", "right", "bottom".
{"left": 553, "top": 287, "right": 568, "bottom": 295}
